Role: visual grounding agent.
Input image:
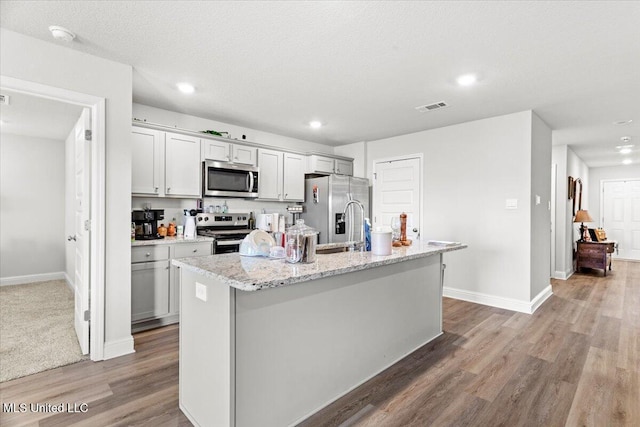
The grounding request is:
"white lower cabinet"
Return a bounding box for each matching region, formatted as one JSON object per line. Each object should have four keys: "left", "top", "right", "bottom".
{"left": 131, "top": 242, "right": 212, "bottom": 332}
{"left": 131, "top": 260, "right": 170, "bottom": 322}
{"left": 258, "top": 149, "right": 305, "bottom": 201}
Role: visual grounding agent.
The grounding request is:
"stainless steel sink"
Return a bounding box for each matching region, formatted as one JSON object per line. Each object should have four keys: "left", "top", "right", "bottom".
{"left": 316, "top": 246, "right": 350, "bottom": 255}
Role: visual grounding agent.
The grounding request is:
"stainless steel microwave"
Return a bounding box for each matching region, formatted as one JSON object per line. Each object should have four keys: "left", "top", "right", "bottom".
{"left": 202, "top": 160, "right": 259, "bottom": 198}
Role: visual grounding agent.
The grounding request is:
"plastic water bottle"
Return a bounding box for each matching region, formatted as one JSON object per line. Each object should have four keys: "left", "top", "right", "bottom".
{"left": 365, "top": 218, "right": 372, "bottom": 251}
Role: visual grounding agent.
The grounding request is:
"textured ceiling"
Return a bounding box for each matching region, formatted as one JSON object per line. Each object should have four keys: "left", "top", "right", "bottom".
{"left": 1, "top": 1, "right": 639, "bottom": 167}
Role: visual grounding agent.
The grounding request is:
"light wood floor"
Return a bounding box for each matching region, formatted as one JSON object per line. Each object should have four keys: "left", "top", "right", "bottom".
{"left": 1, "top": 260, "right": 637, "bottom": 426}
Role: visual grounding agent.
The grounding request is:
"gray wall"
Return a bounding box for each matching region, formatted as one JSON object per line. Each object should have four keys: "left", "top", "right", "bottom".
{"left": 0, "top": 133, "right": 65, "bottom": 279}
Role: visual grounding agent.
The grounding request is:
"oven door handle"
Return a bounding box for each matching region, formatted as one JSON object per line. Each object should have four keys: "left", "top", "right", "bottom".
{"left": 216, "top": 239, "right": 245, "bottom": 246}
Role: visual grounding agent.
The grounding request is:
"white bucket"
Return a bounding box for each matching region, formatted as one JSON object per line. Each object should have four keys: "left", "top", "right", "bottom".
{"left": 371, "top": 228, "right": 392, "bottom": 256}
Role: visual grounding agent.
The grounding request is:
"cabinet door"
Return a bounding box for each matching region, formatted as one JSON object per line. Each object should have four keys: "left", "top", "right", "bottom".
{"left": 131, "top": 260, "right": 170, "bottom": 322}
{"left": 165, "top": 132, "right": 201, "bottom": 197}
{"left": 309, "top": 155, "right": 335, "bottom": 174}
{"left": 232, "top": 145, "right": 257, "bottom": 166}
{"left": 335, "top": 159, "right": 353, "bottom": 176}
{"left": 132, "top": 127, "right": 164, "bottom": 195}
{"left": 283, "top": 152, "right": 305, "bottom": 201}
{"left": 201, "top": 139, "right": 230, "bottom": 162}
{"left": 258, "top": 148, "right": 283, "bottom": 200}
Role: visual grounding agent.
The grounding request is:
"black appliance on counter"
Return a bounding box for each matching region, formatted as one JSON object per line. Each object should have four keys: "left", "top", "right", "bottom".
{"left": 132, "top": 209, "right": 165, "bottom": 240}
{"left": 196, "top": 213, "right": 251, "bottom": 254}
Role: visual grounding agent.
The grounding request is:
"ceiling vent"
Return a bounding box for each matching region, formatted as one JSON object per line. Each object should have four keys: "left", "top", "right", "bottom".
{"left": 0, "top": 94, "right": 10, "bottom": 105}
{"left": 415, "top": 101, "right": 448, "bottom": 113}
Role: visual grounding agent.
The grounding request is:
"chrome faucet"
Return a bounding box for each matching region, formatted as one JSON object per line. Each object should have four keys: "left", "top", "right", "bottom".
{"left": 341, "top": 199, "right": 365, "bottom": 251}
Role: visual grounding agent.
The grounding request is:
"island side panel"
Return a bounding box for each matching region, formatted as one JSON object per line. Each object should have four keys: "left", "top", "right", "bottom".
{"left": 179, "top": 267, "right": 235, "bottom": 427}
{"left": 234, "top": 255, "right": 442, "bottom": 427}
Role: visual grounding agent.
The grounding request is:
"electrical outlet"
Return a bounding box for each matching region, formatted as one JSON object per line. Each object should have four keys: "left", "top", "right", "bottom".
{"left": 195, "top": 282, "right": 207, "bottom": 302}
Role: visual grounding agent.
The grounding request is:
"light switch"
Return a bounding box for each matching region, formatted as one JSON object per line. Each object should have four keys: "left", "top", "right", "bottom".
{"left": 505, "top": 199, "right": 518, "bottom": 209}
{"left": 535, "top": 195, "right": 541, "bottom": 205}
{"left": 195, "top": 282, "right": 207, "bottom": 302}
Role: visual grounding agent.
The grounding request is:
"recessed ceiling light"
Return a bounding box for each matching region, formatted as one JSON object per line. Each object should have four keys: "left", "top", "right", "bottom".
{"left": 613, "top": 119, "right": 633, "bottom": 126}
{"left": 622, "top": 159, "right": 632, "bottom": 165}
{"left": 456, "top": 74, "right": 477, "bottom": 87}
{"left": 48, "top": 26, "right": 76, "bottom": 42}
{"left": 309, "top": 121, "right": 322, "bottom": 129}
{"left": 177, "top": 82, "right": 195, "bottom": 94}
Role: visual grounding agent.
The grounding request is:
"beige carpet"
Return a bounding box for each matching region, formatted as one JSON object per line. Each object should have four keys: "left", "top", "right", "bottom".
{"left": 0, "top": 280, "right": 86, "bottom": 382}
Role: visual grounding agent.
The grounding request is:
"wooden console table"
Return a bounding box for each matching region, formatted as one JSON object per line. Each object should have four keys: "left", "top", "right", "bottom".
{"left": 576, "top": 241, "right": 617, "bottom": 276}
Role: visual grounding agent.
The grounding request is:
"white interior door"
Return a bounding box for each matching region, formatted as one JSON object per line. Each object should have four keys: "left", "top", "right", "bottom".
{"left": 74, "top": 108, "right": 91, "bottom": 355}
{"left": 372, "top": 157, "right": 421, "bottom": 241}
{"left": 603, "top": 179, "right": 640, "bottom": 261}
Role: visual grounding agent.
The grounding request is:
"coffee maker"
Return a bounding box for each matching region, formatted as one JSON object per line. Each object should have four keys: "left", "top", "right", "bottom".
{"left": 132, "top": 209, "right": 165, "bottom": 240}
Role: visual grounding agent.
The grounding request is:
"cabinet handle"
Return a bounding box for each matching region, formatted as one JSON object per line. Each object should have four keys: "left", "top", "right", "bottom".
{"left": 193, "top": 249, "right": 198, "bottom": 253}
{"left": 234, "top": 157, "right": 238, "bottom": 160}
{"left": 154, "top": 187, "right": 159, "bottom": 193}
{"left": 145, "top": 253, "right": 151, "bottom": 257}
{"left": 285, "top": 193, "right": 288, "bottom": 198}
{"left": 67, "top": 235, "right": 76, "bottom": 242}
{"left": 167, "top": 187, "right": 171, "bottom": 193}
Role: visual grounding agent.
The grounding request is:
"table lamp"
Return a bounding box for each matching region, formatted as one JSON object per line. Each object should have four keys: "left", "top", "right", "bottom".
{"left": 574, "top": 209, "right": 594, "bottom": 242}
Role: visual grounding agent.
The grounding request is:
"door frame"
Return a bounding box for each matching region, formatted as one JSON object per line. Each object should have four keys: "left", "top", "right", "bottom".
{"left": 1, "top": 75, "right": 106, "bottom": 361}
{"left": 372, "top": 153, "right": 424, "bottom": 240}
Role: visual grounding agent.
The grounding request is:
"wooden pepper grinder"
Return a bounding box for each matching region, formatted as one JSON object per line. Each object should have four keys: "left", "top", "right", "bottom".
{"left": 400, "top": 212, "right": 407, "bottom": 242}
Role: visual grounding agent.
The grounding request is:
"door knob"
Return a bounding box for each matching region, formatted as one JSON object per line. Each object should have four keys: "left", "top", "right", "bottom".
{"left": 413, "top": 228, "right": 418, "bottom": 232}
{"left": 67, "top": 235, "right": 76, "bottom": 241}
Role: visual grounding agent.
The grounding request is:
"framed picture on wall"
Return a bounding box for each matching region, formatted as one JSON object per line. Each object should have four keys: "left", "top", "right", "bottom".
{"left": 568, "top": 176, "right": 574, "bottom": 199}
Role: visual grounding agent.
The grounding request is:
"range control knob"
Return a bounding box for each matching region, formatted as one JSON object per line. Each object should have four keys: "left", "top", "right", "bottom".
{"left": 197, "top": 217, "right": 203, "bottom": 222}
{"left": 243, "top": 216, "right": 247, "bottom": 220}
{"left": 204, "top": 217, "right": 209, "bottom": 222}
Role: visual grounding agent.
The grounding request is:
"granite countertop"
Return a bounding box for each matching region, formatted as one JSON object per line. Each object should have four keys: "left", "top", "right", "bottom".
{"left": 132, "top": 235, "right": 215, "bottom": 247}
{"left": 172, "top": 240, "right": 467, "bottom": 292}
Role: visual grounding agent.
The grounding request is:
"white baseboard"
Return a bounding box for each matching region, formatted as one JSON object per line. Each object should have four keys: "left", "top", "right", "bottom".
{"left": 103, "top": 336, "right": 135, "bottom": 360}
{"left": 64, "top": 272, "right": 74, "bottom": 292}
{"left": 443, "top": 284, "right": 553, "bottom": 314}
{"left": 0, "top": 271, "right": 66, "bottom": 286}
{"left": 553, "top": 269, "right": 574, "bottom": 280}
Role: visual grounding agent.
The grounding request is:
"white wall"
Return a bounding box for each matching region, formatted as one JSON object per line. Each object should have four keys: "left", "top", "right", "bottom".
{"left": 1, "top": 28, "right": 134, "bottom": 357}
{"left": 0, "top": 133, "right": 65, "bottom": 279}
{"left": 367, "top": 111, "right": 544, "bottom": 309}
{"left": 552, "top": 145, "right": 568, "bottom": 277}
{"left": 589, "top": 164, "right": 640, "bottom": 226}
{"left": 551, "top": 145, "right": 589, "bottom": 278}
{"left": 133, "top": 103, "right": 333, "bottom": 155}
{"left": 566, "top": 147, "right": 589, "bottom": 271}
{"left": 529, "top": 113, "right": 552, "bottom": 298}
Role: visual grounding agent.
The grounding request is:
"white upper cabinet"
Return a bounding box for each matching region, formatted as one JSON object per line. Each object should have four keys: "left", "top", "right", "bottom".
{"left": 335, "top": 158, "right": 353, "bottom": 176}
{"left": 258, "top": 149, "right": 304, "bottom": 202}
{"left": 309, "top": 155, "right": 336, "bottom": 174}
{"left": 165, "top": 132, "right": 201, "bottom": 197}
{"left": 257, "top": 148, "right": 283, "bottom": 200}
{"left": 132, "top": 127, "right": 164, "bottom": 196}
{"left": 283, "top": 152, "right": 305, "bottom": 201}
{"left": 202, "top": 139, "right": 257, "bottom": 166}
{"left": 231, "top": 144, "right": 257, "bottom": 165}
{"left": 307, "top": 154, "right": 353, "bottom": 176}
{"left": 201, "top": 139, "right": 230, "bottom": 162}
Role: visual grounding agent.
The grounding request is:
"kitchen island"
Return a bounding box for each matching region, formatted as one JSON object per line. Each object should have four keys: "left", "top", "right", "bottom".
{"left": 173, "top": 241, "right": 466, "bottom": 427}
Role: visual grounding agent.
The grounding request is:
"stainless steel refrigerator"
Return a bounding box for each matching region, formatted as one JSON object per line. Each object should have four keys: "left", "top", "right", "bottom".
{"left": 302, "top": 175, "right": 370, "bottom": 244}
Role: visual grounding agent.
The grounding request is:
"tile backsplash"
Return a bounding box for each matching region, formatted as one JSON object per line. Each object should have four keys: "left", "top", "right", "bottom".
{"left": 131, "top": 197, "right": 298, "bottom": 227}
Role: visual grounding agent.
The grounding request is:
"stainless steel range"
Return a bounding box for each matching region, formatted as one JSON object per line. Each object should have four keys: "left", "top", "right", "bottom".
{"left": 196, "top": 213, "right": 251, "bottom": 254}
